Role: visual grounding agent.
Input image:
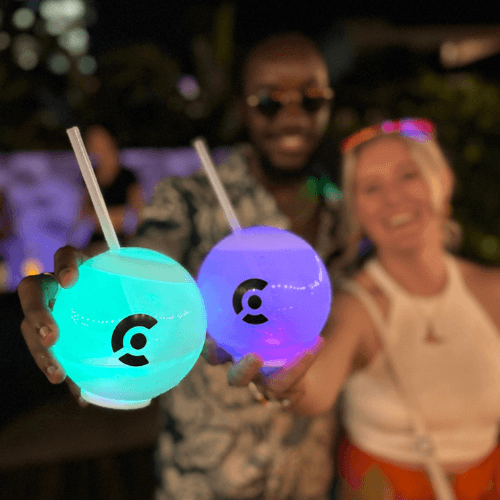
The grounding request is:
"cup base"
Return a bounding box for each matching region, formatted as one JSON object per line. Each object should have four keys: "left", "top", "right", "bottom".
{"left": 80, "top": 390, "right": 151, "bottom": 410}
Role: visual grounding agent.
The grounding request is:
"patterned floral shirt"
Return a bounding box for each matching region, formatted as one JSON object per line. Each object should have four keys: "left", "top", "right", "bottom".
{"left": 134, "top": 144, "right": 343, "bottom": 500}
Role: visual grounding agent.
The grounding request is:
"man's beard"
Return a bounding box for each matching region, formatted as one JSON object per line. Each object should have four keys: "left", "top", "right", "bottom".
{"left": 251, "top": 137, "right": 339, "bottom": 186}
{"left": 258, "top": 152, "right": 315, "bottom": 184}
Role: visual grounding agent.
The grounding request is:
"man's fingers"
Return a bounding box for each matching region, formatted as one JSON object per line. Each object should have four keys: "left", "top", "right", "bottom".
{"left": 53, "top": 245, "right": 88, "bottom": 288}
{"left": 18, "top": 273, "right": 60, "bottom": 348}
{"left": 201, "top": 333, "right": 233, "bottom": 365}
{"left": 200, "top": 334, "right": 219, "bottom": 365}
{"left": 227, "top": 353, "right": 263, "bottom": 386}
{"left": 65, "top": 378, "right": 87, "bottom": 407}
{"left": 18, "top": 273, "right": 64, "bottom": 383}
{"left": 17, "top": 245, "right": 88, "bottom": 386}
{"left": 21, "top": 318, "right": 66, "bottom": 383}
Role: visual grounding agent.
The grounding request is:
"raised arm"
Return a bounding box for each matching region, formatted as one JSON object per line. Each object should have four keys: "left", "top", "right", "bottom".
{"left": 230, "top": 290, "right": 372, "bottom": 417}
{"left": 279, "top": 291, "right": 369, "bottom": 416}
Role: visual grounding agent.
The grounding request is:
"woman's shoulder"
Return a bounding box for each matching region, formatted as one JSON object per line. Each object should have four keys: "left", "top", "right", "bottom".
{"left": 341, "top": 268, "right": 391, "bottom": 318}
{"left": 455, "top": 256, "right": 500, "bottom": 303}
{"left": 332, "top": 271, "right": 390, "bottom": 331}
{"left": 456, "top": 256, "right": 500, "bottom": 284}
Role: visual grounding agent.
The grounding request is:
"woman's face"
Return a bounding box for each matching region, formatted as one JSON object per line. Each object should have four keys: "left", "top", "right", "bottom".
{"left": 354, "top": 137, "right": 438, "bottom": 253}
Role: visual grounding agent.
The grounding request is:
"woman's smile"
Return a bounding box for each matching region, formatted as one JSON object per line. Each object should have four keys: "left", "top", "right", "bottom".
{"left": 354, "top": 138, "right": 434, "bottom": 251}
{"left": 385, "top": 210, "right": 421, "bottom": 229}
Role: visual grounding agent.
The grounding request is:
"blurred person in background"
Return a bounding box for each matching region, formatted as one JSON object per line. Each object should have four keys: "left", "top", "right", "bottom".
{"left": 80, "top": 124, "right": 145, "bottom": 255}
{"left": 0, "top": 189, "right": 13, "bottom": 291}
{"left": 18, "top": 32, "right": 346, "bottom": 500}
{"left": 0, "top": 187, "right": 25, "bottom": 292}
{"left": 230, "top": 118, "right": 500, "bottom": 500}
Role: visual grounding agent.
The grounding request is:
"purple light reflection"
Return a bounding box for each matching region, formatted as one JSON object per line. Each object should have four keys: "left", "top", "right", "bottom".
{"left": 0, "top": 146, "right": 231, "bottom": 291}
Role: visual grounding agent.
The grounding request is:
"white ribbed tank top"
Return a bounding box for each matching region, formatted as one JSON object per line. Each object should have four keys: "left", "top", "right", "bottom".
{"left": 342, "top": 255, "right": 500, "bottom": 464}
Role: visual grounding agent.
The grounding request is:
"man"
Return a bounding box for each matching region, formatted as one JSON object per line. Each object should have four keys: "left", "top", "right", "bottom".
{"left": 19, "top": 32, "right": 343, "bottom": 499}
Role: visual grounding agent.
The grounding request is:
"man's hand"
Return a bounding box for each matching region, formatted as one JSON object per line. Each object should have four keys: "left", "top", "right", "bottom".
{"left": 200, "top": 333, "right": 233, "bottom": 365}
{"left": 18, "top": 245, "right": 90, "bottom": 402}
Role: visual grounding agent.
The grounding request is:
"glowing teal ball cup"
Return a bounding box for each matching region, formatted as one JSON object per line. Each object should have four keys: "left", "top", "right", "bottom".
{"left": 51, "top": 247, "right": 207, "bottom": 409}
{"left": 197, "top": 226, "right": 332, "bottom": 375}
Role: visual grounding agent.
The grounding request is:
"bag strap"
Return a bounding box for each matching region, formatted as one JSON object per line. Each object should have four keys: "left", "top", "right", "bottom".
{"left": 341, "top": 280, "right": 457, "bottom": 500}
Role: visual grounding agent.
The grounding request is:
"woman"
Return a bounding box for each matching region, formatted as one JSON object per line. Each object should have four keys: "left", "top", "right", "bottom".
{"left": 235, "top": 118, "right": 500, "bottom": 499}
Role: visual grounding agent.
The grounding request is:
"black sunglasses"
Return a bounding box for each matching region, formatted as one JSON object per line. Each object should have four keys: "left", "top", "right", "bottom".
{"left": 246, "top": 88, "right": 334, "bottom": 118}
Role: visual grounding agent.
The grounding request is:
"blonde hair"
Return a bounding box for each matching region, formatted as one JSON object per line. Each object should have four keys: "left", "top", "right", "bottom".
{"left": 340, "top": 132, "right": 462, "bottom": 264}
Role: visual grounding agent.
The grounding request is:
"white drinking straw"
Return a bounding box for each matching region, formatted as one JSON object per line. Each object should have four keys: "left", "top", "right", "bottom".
{"left": 193, "top": 138, "right": 277, "bottom": 402}
{"left": 192, "top": 137, "right": 242, "bottom": 232}
{"left": 67, "top": 126, "right": 121, "bottom": 251}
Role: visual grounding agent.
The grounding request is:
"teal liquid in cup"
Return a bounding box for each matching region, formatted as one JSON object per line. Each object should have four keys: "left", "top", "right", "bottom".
{"left": 51, "top": 247, "right": 207, "bottom": 409}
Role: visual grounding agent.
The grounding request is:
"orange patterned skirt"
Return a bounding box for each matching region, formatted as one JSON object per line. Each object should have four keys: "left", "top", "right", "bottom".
{"left": 337, "top": 435, "right": 500, "bottom": 500}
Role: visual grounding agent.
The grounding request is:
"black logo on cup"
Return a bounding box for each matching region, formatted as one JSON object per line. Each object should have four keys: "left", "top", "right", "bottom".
{"left": 111, "top": 314, "right": 157, "bottom": 366}
{"left": 232, "top": 278, "right": 269, "bottom": 324}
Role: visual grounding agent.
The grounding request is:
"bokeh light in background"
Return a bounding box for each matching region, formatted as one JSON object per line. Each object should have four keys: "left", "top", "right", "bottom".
{"left": 58, "top": 26, "right": 89, "bottom": 55}
{"left": 12, "top": 8, "right": 36, "bottom": 31}
{"left": 40, "top": 0, "right": 86, "bottom": 35}
{"left": 47, "top": 51, "right": 71, "bottom": 74}
{"left": 0, "top": 0, "right": 96, "bottom": 76}
{"left": 12, "top": 33, "right": 40, "bottom": 70}
{"left": 77, "top": 53, "right": 96, "bottom": 74}
{"left": 440, "top": 36, "right": 500, "bottom": 69}
{"left": 21, "top": 257, "right": 43, "bottom": 277}
{"left": 480, "top": 235, "right": 500, "bottom": 259}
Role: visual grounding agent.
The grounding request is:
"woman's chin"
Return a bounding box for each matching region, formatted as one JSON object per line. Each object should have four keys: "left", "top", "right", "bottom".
{"left": 379, "top": 236, "right": 427, "bottom": 255}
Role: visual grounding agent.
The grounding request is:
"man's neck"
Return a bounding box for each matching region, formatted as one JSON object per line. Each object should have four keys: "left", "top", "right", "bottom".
{"left": 247, "top": 150, "right": 321, "bottom": 245}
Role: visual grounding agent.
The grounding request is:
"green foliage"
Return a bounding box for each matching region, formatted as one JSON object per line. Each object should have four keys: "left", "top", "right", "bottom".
{"left": 0, "top": 40, "right": 236, "bottom": 151}
{"left": 86, "top": 43, "right": 194, "bottom": 147}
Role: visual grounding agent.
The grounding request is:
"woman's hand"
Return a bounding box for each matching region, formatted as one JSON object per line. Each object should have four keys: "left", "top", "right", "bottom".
{"left": 221, "top": 290, "right": 372, "bottom": 415}
{"left": 17, "top": 245, "right": 90, "bottom": 402}
{"left": 226, "top": 337, "right": 324, "bottom": 407}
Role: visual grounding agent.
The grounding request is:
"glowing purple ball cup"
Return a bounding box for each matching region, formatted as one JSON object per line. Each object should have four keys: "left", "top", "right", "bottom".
{"left": 197, "top": 226, "right": 332, "bottom": 375}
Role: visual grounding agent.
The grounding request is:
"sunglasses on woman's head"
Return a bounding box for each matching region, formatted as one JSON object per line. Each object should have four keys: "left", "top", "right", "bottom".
{"left": 341, "top": 118, "right": 436, "bottom": 153}
{"left": 246, "top": 87, "right": 334, "bottom": 118}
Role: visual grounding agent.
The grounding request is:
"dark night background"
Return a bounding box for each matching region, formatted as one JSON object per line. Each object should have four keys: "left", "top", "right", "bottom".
{"left": 89, "top": 1, "right": 500, "bottom": 265}
{"left": 0, "top": 3, "right": 499, "bottom": 292}
{"left": 0, "top": 1, "right": 500, "bottom": 291}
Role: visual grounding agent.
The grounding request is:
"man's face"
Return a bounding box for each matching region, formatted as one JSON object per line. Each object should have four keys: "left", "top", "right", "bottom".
{"left": 243, "top": 50, "right": 331, "bottom": 173}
